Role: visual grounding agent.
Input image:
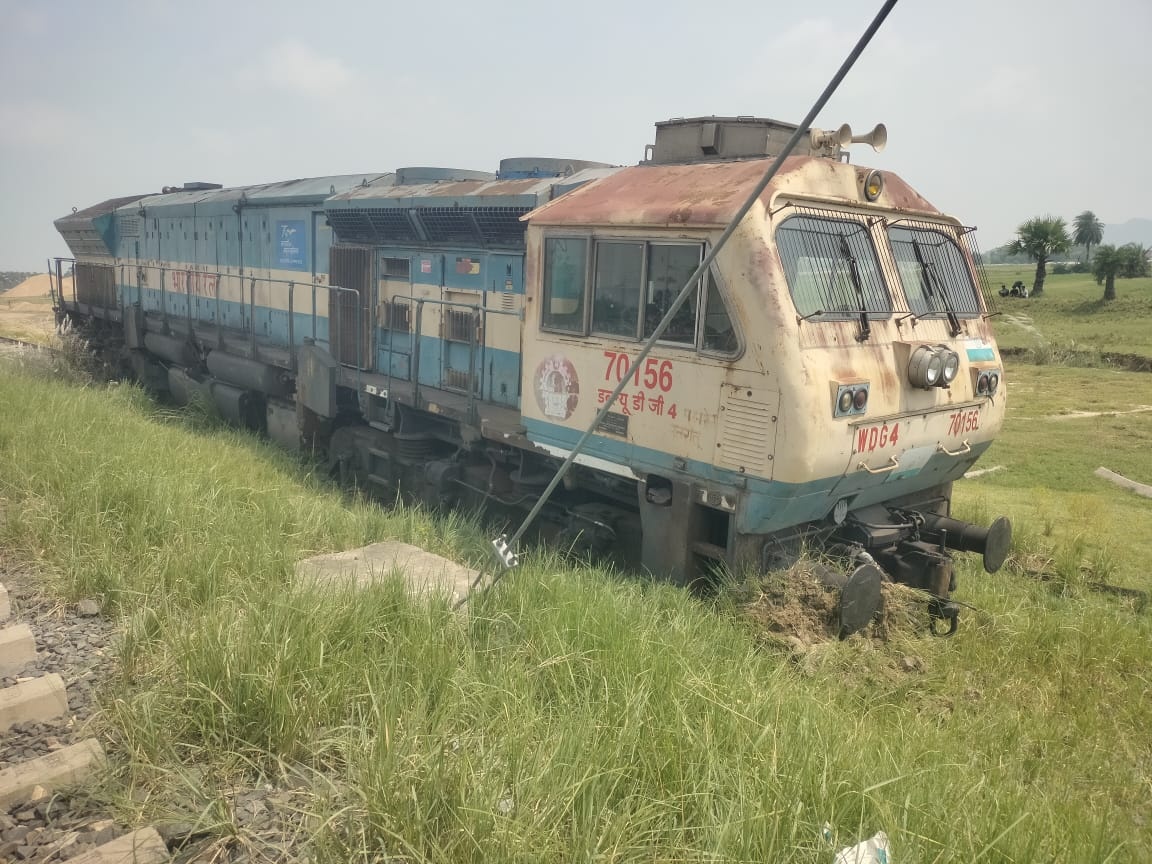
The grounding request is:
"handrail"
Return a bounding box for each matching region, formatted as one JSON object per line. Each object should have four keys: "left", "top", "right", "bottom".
{"left": 51, "top": 257, "right": 77, "bottom": 305}
{"left": 327, "top": 284, "right": 364, "bottom": 389}
{"left": 857, "top": 455, "right": 900, "bottom": 474}
{"left": 386, "top": 294, "right": 520, "bottom": 316}
{"left": 936, "top": 439, "right": 972, "bottom": 457}
{"left": 56, "top": 257, "right": 519, "bottom": 406}
{"left": 90, "top": 260, "right": 335, "bottom": 353}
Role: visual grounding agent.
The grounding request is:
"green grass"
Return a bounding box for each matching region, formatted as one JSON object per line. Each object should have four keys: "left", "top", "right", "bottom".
{"left": 2, "top": 354, "right": 1150, "bottom": 861}
{"left": 986, "top": 265, "right": 1152, "bottom": 359}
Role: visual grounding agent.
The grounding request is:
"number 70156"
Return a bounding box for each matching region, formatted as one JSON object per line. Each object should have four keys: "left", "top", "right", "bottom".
{"left": 602, "top": 351, "right": 674, "bottom": 393}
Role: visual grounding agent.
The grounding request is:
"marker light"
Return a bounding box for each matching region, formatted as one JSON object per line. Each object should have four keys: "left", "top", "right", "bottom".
{"left": 834, "top": 383, "right": 870, "bottom": 417}
{"left": 863, "top": 169, "right": 883, "bottom": 201}
{"left": 974, "top": 369, "right": 1001, "bottom": 397}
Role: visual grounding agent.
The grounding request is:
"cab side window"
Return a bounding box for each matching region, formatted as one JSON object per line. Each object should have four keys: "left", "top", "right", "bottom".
{"left": 542, "top": 237, "right": 587, "bottom": 333}
{"left": 592, "top": 242, "right": 643, "bottom": 337}
{"left": 541, "top": 235, "right": 738, "bottom": 355}
{"left": 643, "top": 244, "right": 701, "bottom": 343}
{"left": 701, "top": 272, "right": 738, "bottom": 354}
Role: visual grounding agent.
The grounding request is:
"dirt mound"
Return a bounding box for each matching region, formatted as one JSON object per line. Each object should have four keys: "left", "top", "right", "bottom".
{"left": 5, "top": 274, "right": 69, "bottom": 298}
{"left": 739, "top": 562, "right": 927, "bottom": 647}
{"left": 742, "top": 563, "right": 841, "bottom": 646}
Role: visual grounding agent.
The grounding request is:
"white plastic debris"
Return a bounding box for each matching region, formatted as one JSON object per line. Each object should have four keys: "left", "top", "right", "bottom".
{"left": 833, "top": 830, "right": 890, "bottom": 864}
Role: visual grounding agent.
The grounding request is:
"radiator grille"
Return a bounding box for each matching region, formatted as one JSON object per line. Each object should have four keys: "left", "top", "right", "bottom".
{"left": 381, "top": 256, "right": 410, "bottom": 279}
{"left": 381, "top": 300, "right": 411, "bottom": 332}
{"left": 75, "top": 263, "right": 117, "bottom": 308}
{"left": 717, "top": 388, "right": 775, "bottom": 475}
{"left": 444, "top": 309, "right": 476, "bottom": 343}
{"left": 443, "top": 368, "right": 474, "bottom": 392}
{"left": 325, "top": 206, "right": 529, "bottom": 248}
{"left": 118, "top": 215, "right": 141, "bottom": 238}
{"left": 329, "top": 245, "right": 374, "bottom": 367}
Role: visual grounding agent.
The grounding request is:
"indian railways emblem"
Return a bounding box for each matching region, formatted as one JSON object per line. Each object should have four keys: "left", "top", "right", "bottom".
{"left": 534, "top": 355, "right": 580, "bottom": 420}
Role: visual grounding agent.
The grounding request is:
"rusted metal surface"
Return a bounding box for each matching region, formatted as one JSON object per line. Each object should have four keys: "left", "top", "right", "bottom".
{"left": 527, "top": 156, "right": 939, "bottom": 229}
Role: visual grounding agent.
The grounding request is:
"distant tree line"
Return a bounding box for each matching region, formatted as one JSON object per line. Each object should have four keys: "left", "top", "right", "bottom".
{"left": 988, "top": 212, "right": 1149, "bottom": 300}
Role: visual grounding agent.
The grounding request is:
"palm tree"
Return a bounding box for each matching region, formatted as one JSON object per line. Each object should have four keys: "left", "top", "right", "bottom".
{"left": 1007, "top": 216, "right": 1071, "bottom": 295}
{"left": 1092, "top": 244, "right": 1150, "bottom": 301}
{"left": 1120, "top": 243, "right": 1150, "bottom": 278}
{"left": 1093, "top": 245, "right": 1122, "bottom": 301}
{"left": 1072, "top": 211, "right": 1104, "bottom": 263}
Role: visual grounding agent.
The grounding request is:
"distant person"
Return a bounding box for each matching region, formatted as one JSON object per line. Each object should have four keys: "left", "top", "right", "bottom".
{"left": 999, "top": 284, "right": 1009, "bottom": 297}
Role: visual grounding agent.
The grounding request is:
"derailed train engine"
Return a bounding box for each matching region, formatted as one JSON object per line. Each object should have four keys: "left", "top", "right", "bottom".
{"left": 53, "top": 115, "right": 1010, "bottom": 634}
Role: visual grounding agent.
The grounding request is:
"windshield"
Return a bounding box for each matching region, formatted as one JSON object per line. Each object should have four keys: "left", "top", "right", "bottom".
{"left": 887, "top": 225, "right": 981, "bottom": 317}
{"left": 775, "top": 215, "right": 892, "bottom": 320}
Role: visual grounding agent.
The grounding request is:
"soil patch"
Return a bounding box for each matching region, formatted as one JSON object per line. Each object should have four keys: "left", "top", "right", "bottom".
{"left": 1001, "top": 345, "right": 1152, "bottom": 373}
{"left": 739, "top": 561, "right": 928, "bottom": 649}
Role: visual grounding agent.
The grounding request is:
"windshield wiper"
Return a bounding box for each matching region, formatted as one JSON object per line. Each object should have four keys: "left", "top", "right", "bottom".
{"left": 911, "top": 237, "right": 961, "bottom": 337}
{"left": 839, "top": 234, "right": 871, "bottom": 342}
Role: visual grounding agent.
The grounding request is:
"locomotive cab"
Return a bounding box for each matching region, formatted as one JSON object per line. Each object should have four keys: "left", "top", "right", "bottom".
{"left": 519, "top": 117, "right": 1011, "bottom": 633}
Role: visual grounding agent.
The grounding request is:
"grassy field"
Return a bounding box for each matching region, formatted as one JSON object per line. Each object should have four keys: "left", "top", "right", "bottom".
{"left": 1, "top": 349, "right": 1150, "bottom": 861}
{"left": 985, "top": 265, "right": 1152, "bottom": 359}
{"left": 0, "top": 295, "right": 56, "bottom": 343}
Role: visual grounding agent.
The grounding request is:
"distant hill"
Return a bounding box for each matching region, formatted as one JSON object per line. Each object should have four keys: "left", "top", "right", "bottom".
{"left": 1103, "top": 218, "right": 1152, "bottom": 247}
{"left": 0, "top": 272, "right": 37, "bottom": 293}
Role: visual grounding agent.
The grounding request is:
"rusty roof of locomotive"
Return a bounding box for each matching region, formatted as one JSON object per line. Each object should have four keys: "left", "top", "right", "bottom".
{"left": 524, "top": 156, "right": 940, "bottom": 229}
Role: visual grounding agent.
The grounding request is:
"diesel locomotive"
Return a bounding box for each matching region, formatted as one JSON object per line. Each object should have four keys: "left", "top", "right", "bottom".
{"left": 52, "top": 115, "right": 1011, "bottom": 633}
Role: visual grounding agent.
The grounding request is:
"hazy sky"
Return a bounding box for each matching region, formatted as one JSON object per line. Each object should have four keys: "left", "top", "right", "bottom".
{"left": 1, "top": 0, "right": 1149, "bottom": 271}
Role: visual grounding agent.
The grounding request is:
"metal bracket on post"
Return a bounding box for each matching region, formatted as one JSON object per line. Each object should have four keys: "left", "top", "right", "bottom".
{"left": 491, "top": 534, "right": 520, "bottom": 570}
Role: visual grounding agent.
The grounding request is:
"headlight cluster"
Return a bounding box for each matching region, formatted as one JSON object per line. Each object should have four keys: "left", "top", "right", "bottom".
{"left": 975, "top": 369, "right": 1001, "bottom": 396}
{"left": 834, "top": 383, "right": 869, "bottom": 417}
{"left": 908, "top": 344, "right": 961, "bottom": 389}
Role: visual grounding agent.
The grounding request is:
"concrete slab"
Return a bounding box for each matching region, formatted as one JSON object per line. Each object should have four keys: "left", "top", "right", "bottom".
{"left": 0, "top": 622, "right": 36, "bottom": 676}
{"left": 0, "top": 583, "right": 10, "bottom": 621}
{"left": 1095, "top": 466, "right": 1152, "bottom": 499}
{"left": 0, "top": 672, "right": 68, "bottom": 732}
{"left": 0, "top": 738, "right": 106, "bottom": 808}
{"left": 68, "top": 827, "right": 169, "bottom": 864}
{"left": 963, "top": 465, "right": 1004, "bottom": 479}
{"left": 296, "top": 541, "right": 481, "bottom": 604}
